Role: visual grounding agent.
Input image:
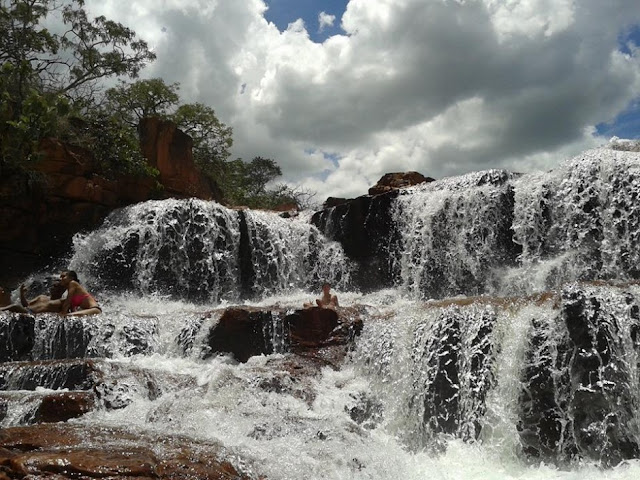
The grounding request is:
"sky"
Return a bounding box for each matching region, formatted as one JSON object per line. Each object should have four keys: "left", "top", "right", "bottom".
{"left": 83, "top": 0, "right": 640, "bottom": 201}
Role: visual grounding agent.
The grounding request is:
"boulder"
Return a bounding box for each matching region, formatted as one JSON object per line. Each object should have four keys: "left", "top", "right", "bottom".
{"left": 205, "top": 306, "right": 363, "bottom": 363}
{"left": 368, "top": 171, "right": 434, "bottom": 196}
{"left": 32, "top": 392, "right": 96, "bottom": 423}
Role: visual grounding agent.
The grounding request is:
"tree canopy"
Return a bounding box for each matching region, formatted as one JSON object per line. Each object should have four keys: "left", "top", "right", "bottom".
{"left": 0, "top": 0, "right": 310, "bottom": 209}
{"left": 0, "top": 0, "right": 155, "bottom": 173}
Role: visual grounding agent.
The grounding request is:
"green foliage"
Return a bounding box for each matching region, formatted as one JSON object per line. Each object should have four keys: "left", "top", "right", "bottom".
{"left": 65, "top": 112, "right": 158, "bottom": 179}
{"left": 0, "top": 80, "right": 69, "bottom": 174}
{"left": 105, "top": 78, "right": 180, "bottom": 127}
{"left": 220, "top": 156, "right": 305, "bottom": 209}
{"left": 0, "top": 0, "right": 155, "bottom": 176}
{"left": 172, "top": 102, "right": 233, "bottom": 175}
{"left": 0, "top": 2, "right": 311, "bottom": 206}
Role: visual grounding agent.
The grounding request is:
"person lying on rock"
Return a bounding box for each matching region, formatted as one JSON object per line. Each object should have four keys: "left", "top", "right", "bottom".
{"left": 0, "top": 281, "right": 65, "bottom": 314}
{"left": 59, "top": 270, "right": 102, "bottom": 316}
{"left": 304, "top": 282, "right": 339, "bottom": 310}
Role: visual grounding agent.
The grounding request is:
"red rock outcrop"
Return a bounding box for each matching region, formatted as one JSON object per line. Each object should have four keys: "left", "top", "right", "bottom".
{"left": 139, "top": 117, "right": 221, "bottom": 200}
{"left": 205, "top": 305, "right": 362, "bottom": 363}
{"left": 368, "top": 171, "right": 434, "bottom": 196}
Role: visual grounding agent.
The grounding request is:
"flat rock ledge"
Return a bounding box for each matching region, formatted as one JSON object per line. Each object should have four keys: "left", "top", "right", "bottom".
{"left": 0, "top": 423, "right": 257, "bottom": 479}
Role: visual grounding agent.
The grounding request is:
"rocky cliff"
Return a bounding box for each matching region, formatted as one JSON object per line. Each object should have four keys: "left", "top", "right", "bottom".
{"left": 0, "top": 118, "right": 222, "bottom": 287}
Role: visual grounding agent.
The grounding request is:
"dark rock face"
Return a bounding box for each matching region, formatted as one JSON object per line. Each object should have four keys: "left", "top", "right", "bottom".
{"left": 32, "top": 392, "right": 96, "bottom": 423}
{"left": 89, "top": 201, "right": 240, "bottom": 303}
{"left": 0, "top": 314, "right": 35, "bottom": 362}
{"left": 205, "top": 306, "right": 362, "bottom": 363}
{"left": 409, "top": 185, "right": 520, "bottom": 299}
{"left": 0, "top": 359, "right": 100, "bottom": 392}
{"left": 518, "top": 315, "right": 574, "bottom": 459}
{"left": 312, "top": 192, "right": 401, "bottom": 291}
{"left": 205, "top": 308, "right": 285, "bottom": 362}
{"left": 518, "top": 285, "right": 640, "bottom": 466}
{"left": 413, "top": 305, "right": 497, "bottom": 442}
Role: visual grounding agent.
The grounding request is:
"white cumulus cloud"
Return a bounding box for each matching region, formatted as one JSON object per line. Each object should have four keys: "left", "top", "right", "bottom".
{"left": 83, "top": 0, "right": 640, "bottom": 201}
{"left": 318, "top": 11, "right": 336, "bottom": 32}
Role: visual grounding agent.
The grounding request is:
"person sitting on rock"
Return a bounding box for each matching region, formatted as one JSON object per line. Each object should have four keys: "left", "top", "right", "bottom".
{"left": 0, "top": 281, "right": 65, "bottom": 314}
{"left": 59, "top": 270, "right": 102, "bottom": 316}
{"left": 304, "top": 282, "right": 339, "bottom": 310}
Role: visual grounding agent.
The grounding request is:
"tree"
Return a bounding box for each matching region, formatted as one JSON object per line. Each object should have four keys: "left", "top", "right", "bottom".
{"left": 222, "top": 156, "right": 292, "bottom": 208}
{"left": 0, "top": 0, "right": 155, "bottom": 173}
{"left": 172, "top": 102, "right": 233, "bottom": 175}
{"left": 104, "top": 78, "right": 180, "bottom": 127}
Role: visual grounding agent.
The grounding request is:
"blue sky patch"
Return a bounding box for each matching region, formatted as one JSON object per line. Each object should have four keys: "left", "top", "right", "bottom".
{"left": 264, "top": 0, "right": 348, "bottom": 42}
{"left": 596, "top": 99, "right": 640, "bottom": 139}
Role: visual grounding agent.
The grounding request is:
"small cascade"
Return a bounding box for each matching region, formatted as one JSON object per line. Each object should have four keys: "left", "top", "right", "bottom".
{"left": 508, "top": 149, "right": 640, "bottom": 291}
{"left": 70, "top": 199, "right": 351, "bottom": 302}
{"left": 312, "top": 148, "right": 640, "bottom": 300}
{"left": 353, "top": 300, "right": 500, "bottom": 451}
{"left": 351, "top": 282, "right": 640, "bottom": 466}
{"left": 393, "top": 169, "right": 520, "bottom": 299}
{"left": 71, "top": 199, "right": 242, "bottom": 302}
{"left": 241, "top": 209, "right": 351, "bottom": 297}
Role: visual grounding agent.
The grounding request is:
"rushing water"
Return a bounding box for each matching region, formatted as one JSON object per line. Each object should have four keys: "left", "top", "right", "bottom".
{"left": 3, "top": 147, "right": 640, "bottom": 479}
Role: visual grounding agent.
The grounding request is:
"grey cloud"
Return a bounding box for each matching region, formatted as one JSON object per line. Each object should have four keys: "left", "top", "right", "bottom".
{"left": 83, "top": 0, "right": 640, "bottom": 198}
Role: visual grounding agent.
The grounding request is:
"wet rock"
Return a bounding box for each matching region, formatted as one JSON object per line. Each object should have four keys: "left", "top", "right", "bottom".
{"left": 0, "top": 397, "right": 6, "bottom": 422}
{"left": 0, "top": 359, "right": 100, "bottom": 391}
{"left": 563, "top": 286, "right": 639, "bottom": 465}
{"left": 345, "top": 392, "right": 383, "bottom": 430}
{"left": 36, "top": 316, "right": 94, "bottom": 360}
{"left": 518, "top": 285, "right": 640, "bottom": 466}
{"left": 287, "top": 307, "right": 339, "bottom": 347}
{"left": 517, "top": 316, "right": 574, "bottom": 460}
{"left": 205, "top": 308, "right": 284, "bottom": 362}
{"left": 413, "top": 305, "right": 497, "bottom": 441}
{"left": 0, "top": 314, "right": 35, "bottom": 362}
{"left": 205, "top": 306, "right": 363, "bottom": 363}
{"left": 32, "top": 392, "right": 96, "bottom": 423}
{"left": 312, "top": 192, "right": 401, "bottom": 291}
{"left": 0, "top": 424, "right": 254, "bottom": 479}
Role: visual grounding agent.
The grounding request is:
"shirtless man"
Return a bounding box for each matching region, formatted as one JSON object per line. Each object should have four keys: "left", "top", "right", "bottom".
{"left": 304, "top": 282, "right": 339, "bottom": 310}
{"left": 0, "top": 282, "right": 65, "bottom": 314}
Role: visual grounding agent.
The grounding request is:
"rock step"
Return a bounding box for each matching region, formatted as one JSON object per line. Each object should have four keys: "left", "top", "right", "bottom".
{"left": 0, "top": 424, "right": 255, "bottom": 479}
{"left": 0, "top": 391, "right": 96, "bottom": 426}
{"left": 0, "top": 359, "right": 100, "bottom": 392}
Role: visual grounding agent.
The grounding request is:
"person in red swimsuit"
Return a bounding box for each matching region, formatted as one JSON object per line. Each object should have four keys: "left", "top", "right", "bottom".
{"left": 59, "top": 270, "right": 102, "bottom": 316}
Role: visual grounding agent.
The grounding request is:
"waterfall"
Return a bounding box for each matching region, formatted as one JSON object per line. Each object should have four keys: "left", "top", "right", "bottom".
{"left": 389, "top": 148, "right": 640, "bottom": 299}
{"left": 3, "top": 146, "right": 640, "bottom": 478}
{"left": 69, "top": 199, "right": 352, "bottom": 302}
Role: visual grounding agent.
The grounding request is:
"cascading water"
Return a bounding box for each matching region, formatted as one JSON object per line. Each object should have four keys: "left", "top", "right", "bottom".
{"left": 3, "top": 147, "right": 640, "bottom": 479}
{"left": 390, "top": 148, "right": 640, "bottom": 299}
{"left": 70, "top": 199, "right": 352, "bottom": 301}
